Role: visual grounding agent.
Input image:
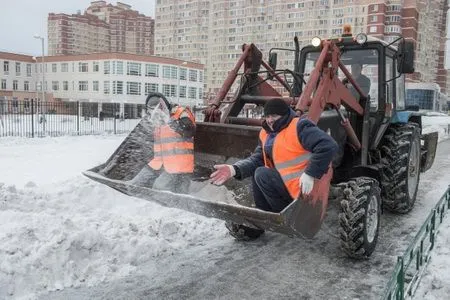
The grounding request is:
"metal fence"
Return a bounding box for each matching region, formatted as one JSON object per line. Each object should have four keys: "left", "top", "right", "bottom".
{"left": 0, "top": 99, "right": 206, "bottom": 138}
{"left": 383, "top": 186, "right": 450, "bottom": 300}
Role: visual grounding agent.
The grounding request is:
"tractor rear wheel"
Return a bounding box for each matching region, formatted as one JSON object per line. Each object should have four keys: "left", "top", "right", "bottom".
{"left": 380, "top": 122, "right": 421, "bottom": 213}
{"left": 338, "top": 177, "right": 381, "bottom": 259}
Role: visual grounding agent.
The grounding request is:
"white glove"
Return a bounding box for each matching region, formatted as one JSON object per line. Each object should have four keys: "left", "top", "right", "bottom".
{"left": 210, "top": 164, "right": 236, "bottom": 185}
{"left": 299, "top": 173, "right": 314, "bottom": 195}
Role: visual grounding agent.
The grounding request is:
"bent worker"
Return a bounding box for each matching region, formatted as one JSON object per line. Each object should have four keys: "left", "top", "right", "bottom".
{"left": 130, "top": 93, "right": 196, "bottom": 194}
{"left": 210, "top": 98, "right": 338, "bottom": 240}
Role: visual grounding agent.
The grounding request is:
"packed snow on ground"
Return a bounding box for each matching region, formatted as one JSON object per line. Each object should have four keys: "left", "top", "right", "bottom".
{"left": 0, "top": 135, "right": 236, "bottom": 299}
{"left": 0, "top": 116, "right": 449, "bottom": 299}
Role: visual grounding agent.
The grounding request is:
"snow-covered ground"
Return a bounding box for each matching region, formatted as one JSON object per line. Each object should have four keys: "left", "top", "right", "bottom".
{"left": 0, "top": 116, "right": 449, "bottom": 299}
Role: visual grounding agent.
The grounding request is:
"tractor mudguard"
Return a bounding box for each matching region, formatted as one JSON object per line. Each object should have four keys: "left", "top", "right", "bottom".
{"left": 421, "top": 132, "right": 438, "bottom": 172}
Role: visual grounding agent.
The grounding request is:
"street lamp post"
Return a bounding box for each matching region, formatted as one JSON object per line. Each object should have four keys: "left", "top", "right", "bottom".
{"left": 177, "top": 61, "right": 188, "bottom": 104}
{"left": 33, "top": 35, "right": 45, "bottom": 102}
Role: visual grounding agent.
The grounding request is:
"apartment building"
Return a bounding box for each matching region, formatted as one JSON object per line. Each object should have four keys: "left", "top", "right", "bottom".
{"left": 437, "top": 0, "right": 450, "bottom": 95}
{"left": 48, "top": 1, "right": 154, "bottom": 56}
{"left": 0, "top": 51, "right": 204, "bottom": 109}
{"left": 155, "top": 0, "right": 448, "bottom": 96}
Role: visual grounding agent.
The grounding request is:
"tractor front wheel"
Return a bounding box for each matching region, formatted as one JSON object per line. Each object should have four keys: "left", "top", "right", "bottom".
{"left": 338, "top": 177, "right": 381, "bottom": 259}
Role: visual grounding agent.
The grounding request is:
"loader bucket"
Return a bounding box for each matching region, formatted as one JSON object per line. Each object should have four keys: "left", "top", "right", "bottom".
{"left": 84, "top": 119, "right": 331, "bottom": 239}
{"left": 83, "top": 166, "right": 332, "bottom": 238}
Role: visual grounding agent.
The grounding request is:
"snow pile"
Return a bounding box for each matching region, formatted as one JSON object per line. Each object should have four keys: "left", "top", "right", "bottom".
{"left": 0, "top": 135, "right": 227, "bottom": 299}
{"left": 0, "top": 180, "right": 224, "bottom": 299}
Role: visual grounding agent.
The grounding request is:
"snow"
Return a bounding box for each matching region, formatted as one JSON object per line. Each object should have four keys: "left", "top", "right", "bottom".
{"left": 0, "top": 116, "right": 450, "bottom": 299}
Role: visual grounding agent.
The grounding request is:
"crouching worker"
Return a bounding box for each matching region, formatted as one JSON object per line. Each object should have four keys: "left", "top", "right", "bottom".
{"left": 210, "top": 98, "right": 338, "bottom": 240}
{"left": 130, "top": 93, "right": 196, "bottom": 194}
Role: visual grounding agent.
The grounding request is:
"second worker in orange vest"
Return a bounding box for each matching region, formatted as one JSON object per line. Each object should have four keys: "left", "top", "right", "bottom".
{"left": 210, "top": 98, "right": 338, "bottom": 240}
{"left": 130, "top": 93, "right": 196, "bottom": 194}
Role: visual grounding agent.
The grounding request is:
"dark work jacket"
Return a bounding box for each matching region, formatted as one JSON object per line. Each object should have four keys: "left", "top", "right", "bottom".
{"left": 233, "top": 110, "right": 338, "bottom": 180}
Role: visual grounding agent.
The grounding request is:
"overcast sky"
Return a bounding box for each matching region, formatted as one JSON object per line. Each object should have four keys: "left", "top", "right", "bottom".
{"left": 0, "top": 0, "right": 155, "bottom": 56}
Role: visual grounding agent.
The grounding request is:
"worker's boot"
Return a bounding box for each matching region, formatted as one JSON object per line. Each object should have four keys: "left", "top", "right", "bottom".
{"left": 225, "top": 221, "right": 264, "bottom": 241}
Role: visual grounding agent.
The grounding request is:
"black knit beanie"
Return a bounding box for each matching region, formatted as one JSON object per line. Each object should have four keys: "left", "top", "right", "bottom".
{"left": 264, "top": 98, "right": 290, "bottom": 116}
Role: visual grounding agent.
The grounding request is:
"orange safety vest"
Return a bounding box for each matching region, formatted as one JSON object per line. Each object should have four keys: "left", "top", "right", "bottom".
{"left": 148, "top": 106, "right": 195, "bottom": 174}
{"left": 259, "top": 117, "right": 311, "bottom": 199}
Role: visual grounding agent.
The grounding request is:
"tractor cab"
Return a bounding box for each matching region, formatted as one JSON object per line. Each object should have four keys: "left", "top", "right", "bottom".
{"left": 297, "top": 27, "right": 416, "bottom": 151}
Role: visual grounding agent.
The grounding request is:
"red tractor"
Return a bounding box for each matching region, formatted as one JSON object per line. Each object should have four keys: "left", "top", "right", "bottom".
{"left": 84, "top": 29, "right": 437, "bottom": 259}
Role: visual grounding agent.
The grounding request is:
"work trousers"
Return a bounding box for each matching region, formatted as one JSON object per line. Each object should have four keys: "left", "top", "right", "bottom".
{"left": 252, "top": 166, "right": 293, "bottom": 213}
{"left": 130, "top": 164, "right": 191, "bottom": 194}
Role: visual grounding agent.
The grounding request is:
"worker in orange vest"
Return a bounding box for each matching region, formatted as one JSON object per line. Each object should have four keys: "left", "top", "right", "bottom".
{"left": 210, "top": 98, "right": 338, "bottom": 240}
{"left": 130, "top": 93, "right": 196, "bottom": 194}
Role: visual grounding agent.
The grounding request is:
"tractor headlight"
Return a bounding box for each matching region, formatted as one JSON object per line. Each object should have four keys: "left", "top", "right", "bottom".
{"left": 311, "top": 37, "right": 322, "bottom": 47}
{"left": 355, "top": 33, "right": 368, "bottom": 45}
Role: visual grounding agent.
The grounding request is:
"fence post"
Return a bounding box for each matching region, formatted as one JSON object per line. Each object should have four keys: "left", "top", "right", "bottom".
{"left": 31, "top": 99, "right": 35, "bottom": 138}
{"left": 77, "top": 101, "right": 80, "bottom": 135}
{"left": 114, "top": 104, "right": 117, "bottom": 134}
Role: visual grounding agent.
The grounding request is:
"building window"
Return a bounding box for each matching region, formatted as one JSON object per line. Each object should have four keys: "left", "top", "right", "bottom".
{"left": 179, "top": 85, "right": 186, "bottom": 98}
{"left": 104, "top": 81, "right": 110, "bottom": 94}
{"left": 387, "top": 5, "right": 401, "bottom": 12}
{"left": 63, "top": 81, "right": 68, "bottom": 91}
{"left": 145, "top": 83, "right": 158, "bottom": 94}
{"left": 386, "top": 16, "right": 401, "bottom": 23}
{"left": 52, "top": 81, "right": 59, "bottom": 91}
{"left": 3, "top": 61, "right": 9, "bottom": 74}
{"left": 127, "top": 62, "right": 141, "bottom": 76}
{"left": 188, "top": 87, "right": 197, "bottom": 99}
{"left": 199, "top": 71, "right": 203, "bottom": 82}
{"left": 371, "top": 4, "right": 378, "bottom": 12}
{"left": 189, "top": 70, "right": 198, "bottom": 82}
{"left": 162, "top": 66, "right": 177, "bottom": 79}
{"left": 162, "top": 84, "right": 176, "bottom": 97}
{"left": 369, "top": 26, "right": 377, "bottom": 33}
{"left": 370, "top": 15, "right": 377, "bottom": 22}
{"left": 104, "top": 61, "right": 110, "bottom": 74}
{"left": 116, "top": 61, "right": 123, "bottom": 75}
{"left": 79, "top": 62, "right": 88, "bottom": 72}
{"left": 26, "top": 64, "right": 32, "bottom": 77}
{"left": 113, "top": 81, "right": 123, "bottom": 94}
{"left": 13, "top": 80, "right": 18, "bottom": 90}
{"left": 199, "top": 88, "right": 203, "bottom": 99}
{"left": 179, "top": 68, "right": 187, "bottom": 80}
{"left": 24, "top": 81, "right": 29, "bottom": 91}
{"left": 93, "top": 62, "right": 99, "bottom": 72}
{"left": 61, "top": 63, "right": 68, "bottom": 72}
{"left": 93, "top": 81, "right": 99, "bottom": 92}
{"left": 126, "top": 81, "right": 141, "bottom": 95}
{"left": 1, "top": 79, "right": 6, "bottom": 89}
{"left": 15, "top": 62, "right": 21, "bottom": 76}
{"left": 52, "top": 63, "right": 57, "bottom": 72}
{"left": 145, "top": 64, "right": 159, "bottom": 77}
{"left": 78, "top": 81, "right": 88, "bottom": 91}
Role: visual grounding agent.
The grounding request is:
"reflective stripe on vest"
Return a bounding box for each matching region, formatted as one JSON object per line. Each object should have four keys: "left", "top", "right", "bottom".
{"left": 148, "top": 106, "right": 195, "bottom": 174}
{"left": 259, "top": 117, "right": 310, "bottom": 199}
